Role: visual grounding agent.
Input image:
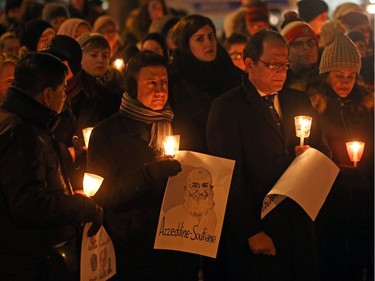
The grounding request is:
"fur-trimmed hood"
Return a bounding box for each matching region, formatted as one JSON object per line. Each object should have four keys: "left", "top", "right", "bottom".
{"left": 307, "top": 81, "right": 374, "bottom": 114}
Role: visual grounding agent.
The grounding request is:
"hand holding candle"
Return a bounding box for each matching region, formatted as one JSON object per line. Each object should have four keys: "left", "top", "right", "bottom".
{"left": 294, "top": 116, "right": 312, "bottom": 146}
{"left": 83, "top": 173, "right": 104, "bottom": 197}
{"left": 346, "top": 141, "right": 365, "bottom": 167}
{"left": 162, "top": 135, "right": 180, "bottom": 156}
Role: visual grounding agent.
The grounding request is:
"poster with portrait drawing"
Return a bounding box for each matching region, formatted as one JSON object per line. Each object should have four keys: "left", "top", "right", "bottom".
{"left": 154, "top": 150, "right": 235, "bottom": 258}
{"left": 81, "top": 224, "right": 116, "bottom": 281}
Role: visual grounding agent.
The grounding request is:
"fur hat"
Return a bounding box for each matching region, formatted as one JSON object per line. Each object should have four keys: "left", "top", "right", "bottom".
{"left": 42, "top": 3, "right": 70, "bottom": 23}
{"left": 280, "top": 20, "right": 318, "bottom": 45}
{"left": 297, "top": 0, "right": 328, "bottom": 23}
{"left": 319, "top": 32, "right": 361, "bottom": 74}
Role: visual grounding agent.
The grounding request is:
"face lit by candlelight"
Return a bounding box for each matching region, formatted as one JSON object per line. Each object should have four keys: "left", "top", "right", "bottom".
{"left": 136, "top": 65, "right": 168, "bottom": 110}
{"left": 326, "top": 69, "right": 356, "bottom": 98}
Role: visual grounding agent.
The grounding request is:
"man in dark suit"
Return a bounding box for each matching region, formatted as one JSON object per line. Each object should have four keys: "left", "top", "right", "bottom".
{"left": 205, "top": 29, "right": 331, "bottom": 281}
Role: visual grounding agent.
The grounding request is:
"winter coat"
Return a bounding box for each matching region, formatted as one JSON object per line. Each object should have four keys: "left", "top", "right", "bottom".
{"left": 0, "top": 87, "right": 98, "bottom": 270}
{"left": 169, "top": 44, "right": 242, "bottom": 152}
{"left": 206, "top": 75, "right": 331, "bottom": 281}
{"left": 53, "top": 70, "right": 123, "bottom": 189}
{"left": 307, "top": 82, "right": 374, "bottom": 181}
{"left": 87, "top": 112, "right": 199, "bottom": 281}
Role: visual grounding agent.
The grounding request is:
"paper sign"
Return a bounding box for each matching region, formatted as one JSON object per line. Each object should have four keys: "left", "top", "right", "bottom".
{"left": 261, "top": 148, "right": 339, "bottom": 221}
{"left": 81, "top": 224, "right": 116, "bottom": 281}
{"left": 154, "top": 150, "right": 235, "bottom": 258}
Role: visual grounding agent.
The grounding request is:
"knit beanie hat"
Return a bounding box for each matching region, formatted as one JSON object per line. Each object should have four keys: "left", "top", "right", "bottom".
{"left": 280, "top": 20, "right": 318, "bottom": 45}
{"left": 42, "top": 3, "right": 70, "bottom": 23}
{"left": 319, "top": 32, "right": 361, "bottom": 74}
{"left": 297, "top": 0, "right": 328, "bottom": 23}
{"left": 245, "top": 2, "right": 269, "bottom": 23}
{"left": 44, "top": 35, "right": 82, "bottom": 75}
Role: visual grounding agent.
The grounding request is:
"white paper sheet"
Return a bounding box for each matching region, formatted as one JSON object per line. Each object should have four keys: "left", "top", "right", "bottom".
{"left": 80, "top": 224, "right": 116, "bottom": 281}
{"left": 261, "top": 148, "right": 339, "bottom": 221}
{"left": 154, "top": 150, "right": 235, "bottom": 258}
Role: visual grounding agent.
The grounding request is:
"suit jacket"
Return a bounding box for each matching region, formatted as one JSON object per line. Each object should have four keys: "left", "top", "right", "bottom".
{"left": 206, "top": 75, "right": 331, "bottom": 281}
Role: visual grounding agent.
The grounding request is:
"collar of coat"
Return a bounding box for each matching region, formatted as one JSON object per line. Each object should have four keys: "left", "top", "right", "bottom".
{"left": 307, "top": 81, "right": 374, "bottom": 114}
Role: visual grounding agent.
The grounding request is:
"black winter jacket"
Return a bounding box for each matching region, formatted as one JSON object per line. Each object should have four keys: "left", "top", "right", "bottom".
{"left": 0, "top": 87, "right": 98, "bottom": 257}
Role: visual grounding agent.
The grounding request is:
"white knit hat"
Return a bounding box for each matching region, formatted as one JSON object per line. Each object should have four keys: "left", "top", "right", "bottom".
{"left": 319, "top": 32, "right": 361, "bottom": 74}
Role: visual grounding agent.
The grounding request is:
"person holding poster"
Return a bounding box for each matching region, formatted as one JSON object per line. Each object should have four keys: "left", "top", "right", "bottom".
{"left": 206, "top": 29, "right": 331, "bottom": 281}
{"left": 87, "top": 51, "right": 199, "bottom": 281}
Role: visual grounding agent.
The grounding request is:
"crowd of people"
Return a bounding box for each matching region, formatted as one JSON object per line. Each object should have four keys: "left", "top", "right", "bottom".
{"left": 0, "top": 0, "right": 373, "bottom": 280}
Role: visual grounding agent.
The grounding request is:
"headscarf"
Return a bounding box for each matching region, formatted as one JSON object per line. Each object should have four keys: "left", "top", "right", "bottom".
{"left": 119, "top": 92, "right": 173, "bottom": 152}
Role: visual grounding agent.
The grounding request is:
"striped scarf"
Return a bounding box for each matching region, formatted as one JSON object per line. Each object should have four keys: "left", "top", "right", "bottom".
{"left": 119, "top": 92, "right": 174, "bottom": 152}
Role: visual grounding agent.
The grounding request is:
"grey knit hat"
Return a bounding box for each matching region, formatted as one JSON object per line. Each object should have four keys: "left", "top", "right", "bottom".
{"left": 319, "top": 32, "right": 361, "bottom": 74}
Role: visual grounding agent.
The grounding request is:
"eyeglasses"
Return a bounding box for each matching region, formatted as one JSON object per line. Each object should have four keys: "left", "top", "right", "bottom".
{"left": 290, "top": 38, "right": 317, "bottom": 49}
{"left": 189, "top": 182, "right": 212, "bottom": 190}
{"left": 258, "top": 59, "right": 291, "bottom": 71}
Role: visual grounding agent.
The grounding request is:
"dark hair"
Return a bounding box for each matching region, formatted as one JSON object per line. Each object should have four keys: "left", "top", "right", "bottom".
{"left": 170, "top": 14, "right": 216, "bottom": 55}
{"left": 141, "top": 32, "right": 168, "bottom": 58}
{"left": 77, "top": 32, "right": 110, "bottom": 53}
{"left": 14, "top": 52, "right": 67, "bottom": 97}
{"left": 243, "top": 29, "right": 287, "bottom": 62}
{"left": 125, "top": 50, "right": 167, "bottom": 98}
{"left": 44, "top": 35, "right": 82, "bottom": 75}
{"left": 135, "top": 0, "right": 168, "bottom": 42}
{"left": 224, "top": 32, "right": 248, "bottom": 50}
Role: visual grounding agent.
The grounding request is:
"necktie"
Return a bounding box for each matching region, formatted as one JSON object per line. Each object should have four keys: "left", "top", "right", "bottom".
{"left": 263, "top": 94, "right": 282, "bottom": 127}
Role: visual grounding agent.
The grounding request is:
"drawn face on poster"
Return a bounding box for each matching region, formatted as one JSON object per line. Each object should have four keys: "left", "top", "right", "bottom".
{"left": 183, "top": 167, "right": 215, "bottom": 221}
{"left": 155, "top": 150, "right": 235, "bottom": 258}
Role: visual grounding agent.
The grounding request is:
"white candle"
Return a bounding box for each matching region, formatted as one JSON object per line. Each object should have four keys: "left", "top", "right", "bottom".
{"left": 82, "top": 127, "right": 94, "bottom": 148}
{"left": 83, "top": 173, "right": 104, "bottom": 197}
{"left": 162, "top": 135, "right": 180, "bottom": 156}
{"left": 294, "top": 116, "right": 312, "bottom": 146}
{"left": 346, "top": 141, "right": 365, "bottom": 167}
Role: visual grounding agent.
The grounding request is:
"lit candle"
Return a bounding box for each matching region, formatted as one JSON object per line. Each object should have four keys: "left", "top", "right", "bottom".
{"left": 82, "top": 127, "right": 94, "bottom": 148}
{"left": 83, "top": 173, "right": 104, "bottom": 197}
{"left": 346, "top": 141, "right": 365, "bottom": 167}
{"left": 162, "top": 135, "right": 180, "bottom": 156}
{"left": 113, "top": 58, "right": 125, "bottom": 71}
{"left": 294, "top": 116, "right": 312, "bottom": 146}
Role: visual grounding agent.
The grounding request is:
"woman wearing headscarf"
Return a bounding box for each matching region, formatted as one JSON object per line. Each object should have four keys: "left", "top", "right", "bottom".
{"left": 306, "top": 31, "right": 374, "bottom": 281}
{"left": 57, "top": 17, "right": 92, "bottom": 40}
{"left": 169, "top": 14, "right": 243, "bottom": 152}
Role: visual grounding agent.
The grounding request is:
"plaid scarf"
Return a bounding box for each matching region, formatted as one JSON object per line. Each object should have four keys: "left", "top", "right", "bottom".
{"left": 119, "top": 92, "right": 174, "bottom": 152}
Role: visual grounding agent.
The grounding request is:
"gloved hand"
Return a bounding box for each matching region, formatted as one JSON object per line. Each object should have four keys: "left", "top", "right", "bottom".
{"left": 87, "top": 204, "right": 103, "bottom": 237}
{"left": 144, "top": 156, "right": 182, "bottom": 183}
